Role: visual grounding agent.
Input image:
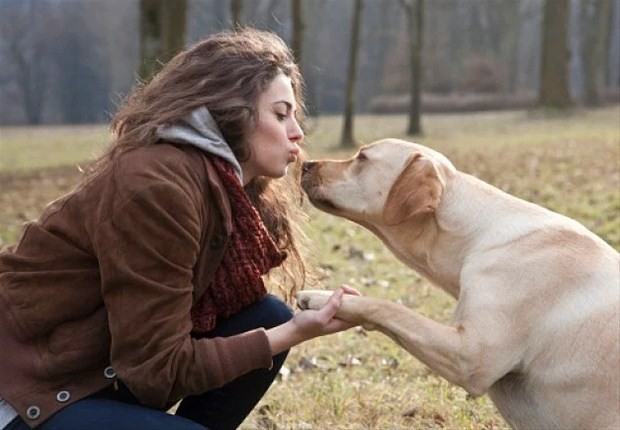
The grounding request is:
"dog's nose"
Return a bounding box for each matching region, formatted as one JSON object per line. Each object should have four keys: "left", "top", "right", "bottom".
{"left": 302, "top": 161, "right": 316, "bottom": 174}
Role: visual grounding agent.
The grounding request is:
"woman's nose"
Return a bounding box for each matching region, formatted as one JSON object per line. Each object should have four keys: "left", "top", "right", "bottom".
{"left": 289, "top": 120, "right": 304, "bottom": 143}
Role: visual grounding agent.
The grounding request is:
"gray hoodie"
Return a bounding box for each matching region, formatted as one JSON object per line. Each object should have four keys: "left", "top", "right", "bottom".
{"left": 156, "top": 106, "right": 244, "bottom": 184}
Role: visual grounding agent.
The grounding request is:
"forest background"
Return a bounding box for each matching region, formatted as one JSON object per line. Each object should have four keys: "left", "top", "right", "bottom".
{"left": 0, "top": 0, "right": 619, "bottom": 127}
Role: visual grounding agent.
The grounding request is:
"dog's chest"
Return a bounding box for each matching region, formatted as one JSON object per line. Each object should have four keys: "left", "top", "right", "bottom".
{"left": 489, "top": 374, "right": 558, "bottom": 429}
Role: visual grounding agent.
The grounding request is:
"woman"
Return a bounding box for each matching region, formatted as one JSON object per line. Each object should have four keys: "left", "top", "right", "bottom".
{"left": 0, "top": 28, "right": 357, "bottom": 430}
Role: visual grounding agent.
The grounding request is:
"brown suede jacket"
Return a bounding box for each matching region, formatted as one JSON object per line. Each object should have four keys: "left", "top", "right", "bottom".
{"left": 0, "top": 143, "right": 273, "bottom": 427}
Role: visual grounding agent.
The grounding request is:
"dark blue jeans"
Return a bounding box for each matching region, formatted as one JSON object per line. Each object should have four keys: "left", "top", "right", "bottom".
{"left": 6, "top": 294, "right": 293, "bottom": 430}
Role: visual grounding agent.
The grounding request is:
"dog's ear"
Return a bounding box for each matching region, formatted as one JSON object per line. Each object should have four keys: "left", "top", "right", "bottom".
{"left": 382, "top": 153, "right": 443, "bottom": 226}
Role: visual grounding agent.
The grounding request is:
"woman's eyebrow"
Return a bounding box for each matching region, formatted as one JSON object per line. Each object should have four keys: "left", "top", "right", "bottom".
{"left": 272, "top": 100, "right": 294, "bottom": 112}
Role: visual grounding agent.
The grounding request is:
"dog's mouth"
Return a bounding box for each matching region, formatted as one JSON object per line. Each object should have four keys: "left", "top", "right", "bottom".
{"left": 301, "top": 170, "right": 345, "bottom": 214}
{"left": 301, "top": 175, "right": 338, "bottom": 212}
{"left": 300, "top": 171, "right": 318, "bottom": 191}
{"left": 309, "top": 196, "right": 339, "bottom": 212}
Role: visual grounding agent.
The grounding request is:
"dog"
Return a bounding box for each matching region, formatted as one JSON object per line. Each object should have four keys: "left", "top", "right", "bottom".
{"left": 297, "top": 138, "right": 619, "bottom": 429}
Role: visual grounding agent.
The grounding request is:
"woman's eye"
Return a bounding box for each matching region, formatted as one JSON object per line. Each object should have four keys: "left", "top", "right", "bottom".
{"left": 357, "top": 152, "right": 367, "bottom": 161}
{"left": 276, "top": 112, "right": 286, "bottom": 121}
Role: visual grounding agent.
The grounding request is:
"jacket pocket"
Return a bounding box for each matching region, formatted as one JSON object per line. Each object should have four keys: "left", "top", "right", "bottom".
{"left": 41, "top": 307, "right": 111, "bottom": 376}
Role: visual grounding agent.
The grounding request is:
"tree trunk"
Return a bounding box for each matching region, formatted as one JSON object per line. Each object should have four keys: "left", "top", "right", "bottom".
{"left": 403, "top": 0, "right": 424, "bottom": 136}
{"left": 9, "top": 0, "right": 47, "bottom": 124}
{"left": 341, "top": 0, "right": 363, "bottom": 148}
{"left": 605, "top": 0, "right": 618, "bottom": 87}
{"left": 538, "top": 0, "right": 573, "bottom": 109}
{"left": 302, "top": 0, "right": 325, "bottom": 117}
{"left": 231, "top": 0, "right": 242, "bottom": 29}
{"left": 139, "top": 0, "right": 187, "bottom": 81}
{"left": 292, "top": 0, "right": 318, "bottom": 116}
{"left": 582, "top": 0, "right": 612, "bottom": 105}
{"left": 506, "top": 0, "right": 521, "bottom": 92}
{"left": 161, "top": 1, "right": 187, "bottom": 63}
{"left": 291, "top": 0, "right": 304, "bottom": 61}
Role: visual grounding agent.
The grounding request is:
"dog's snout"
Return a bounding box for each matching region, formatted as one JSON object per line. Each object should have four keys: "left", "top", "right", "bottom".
{"left": 302, "top": 161, "right": 317, "bottom": 174}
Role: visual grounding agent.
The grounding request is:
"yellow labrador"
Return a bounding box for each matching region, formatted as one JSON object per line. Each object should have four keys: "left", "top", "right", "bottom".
{"left": 298, "top": 138, "right": 619, "bottom": 430}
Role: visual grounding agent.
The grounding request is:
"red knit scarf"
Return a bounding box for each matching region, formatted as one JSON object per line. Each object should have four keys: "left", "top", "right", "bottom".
{"left": 190, "top": 157, "right": 287, "bottom": 333}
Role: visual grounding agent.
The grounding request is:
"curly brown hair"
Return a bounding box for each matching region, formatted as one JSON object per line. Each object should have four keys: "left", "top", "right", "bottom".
{"left": 86, "top": 28, "right": 309, "bottom": 301}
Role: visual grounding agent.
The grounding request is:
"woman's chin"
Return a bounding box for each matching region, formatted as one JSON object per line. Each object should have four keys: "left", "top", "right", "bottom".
{"left": 274, "top": 165, "right": 290, "bottom": 178}
{"left": 256, "top": 167, "right": 288, "bottom": 181}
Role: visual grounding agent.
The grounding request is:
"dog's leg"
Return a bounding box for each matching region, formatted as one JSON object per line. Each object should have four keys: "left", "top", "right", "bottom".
{"left": 297, "top": 290, "right": 517, "bottom": 397}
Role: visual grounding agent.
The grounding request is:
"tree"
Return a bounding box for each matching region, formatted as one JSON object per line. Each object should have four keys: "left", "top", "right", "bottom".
{"left": 604, "top": 0, "right": 620, "bottom": 87}
{"left": 581, "top": 0, "right": 612, "bottom": 106}
{"left": 291, "top": 0, "right": 316, "bottom": 116}
{"left": 505, "top": 0, "right": 522, "bottom": 92}
{"left": 0, "top": 0, "right": 54, "bottom": 124}
{"left": 291, "top": 0, "right": 304, "bottom": 61}
{"left": 54, "top": 2, "right": 110, "bottom": 124}
{"left": 399, "top": 0, "right": 424, "bottom": 136}
{"left": 341, "top": 0, "right": 363, "bottom": 148}
{"left": 298, "top": 0, "right": 326, "bottom": 116}
{"left": 230, "top": 0, "right": 243, "bottom": 28}
{"left": 139, "top": 0, "right": 188, "bottom": 81}
{"left": 538, "top": 0, "right": 572, "bottom": 109}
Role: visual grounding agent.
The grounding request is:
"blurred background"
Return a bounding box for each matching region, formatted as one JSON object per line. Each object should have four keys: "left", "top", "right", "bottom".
{"left": 0, "top": 0, "right": 618, "bottom": 129}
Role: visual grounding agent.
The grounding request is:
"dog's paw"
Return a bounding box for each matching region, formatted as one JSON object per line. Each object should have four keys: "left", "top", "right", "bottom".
{"left": 296, "top": 290, "right": 333, "bottom": 310}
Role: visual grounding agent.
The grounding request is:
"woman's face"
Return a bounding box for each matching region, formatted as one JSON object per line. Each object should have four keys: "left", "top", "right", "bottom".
{"left": 241, "top": 74, "right": 304, "bottom": 184}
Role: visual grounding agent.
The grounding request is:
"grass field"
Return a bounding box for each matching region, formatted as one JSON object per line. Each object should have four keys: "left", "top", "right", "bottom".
{"left": 1, "top": 106, "right": 619, "bottom": 429}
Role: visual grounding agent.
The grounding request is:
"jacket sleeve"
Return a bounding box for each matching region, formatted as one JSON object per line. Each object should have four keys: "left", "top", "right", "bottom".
{"left": 92, "top": 172, "right": 273, "bottom": 408}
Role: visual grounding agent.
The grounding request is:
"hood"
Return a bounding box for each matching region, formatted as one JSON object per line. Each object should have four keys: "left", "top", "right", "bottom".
{"left": 156, "top": 106, "right": 243, "bottom": 184}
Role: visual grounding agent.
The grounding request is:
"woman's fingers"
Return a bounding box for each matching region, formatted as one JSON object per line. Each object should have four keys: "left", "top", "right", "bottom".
{"left": 317, "top": 287, "right": 344, "bottom": 319}
{"left": 339, "top": 284, "right": 362, "bottom": 296}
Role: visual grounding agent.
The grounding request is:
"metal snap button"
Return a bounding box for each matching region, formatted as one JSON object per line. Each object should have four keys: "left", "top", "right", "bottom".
{"left": 26, "top": 405, "right": 41, "bottom": 420}
{"left": 56, "top": 391, "right": 70, "bottom": 403}
{"left": 104, "top": 366, "right": 116, "bottom": 379}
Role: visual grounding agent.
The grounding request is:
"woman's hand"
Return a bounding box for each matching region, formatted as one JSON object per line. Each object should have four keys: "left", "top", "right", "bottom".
{"left": 265, "top": 285, "right": 361, "bottom": 356}
{"left": 292, "top": 285, "right": 361, "bottom": 338}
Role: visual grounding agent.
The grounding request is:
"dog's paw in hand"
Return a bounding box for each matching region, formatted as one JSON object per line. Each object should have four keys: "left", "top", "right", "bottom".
{"left": 296, "top": 290, "right": 333, "bottom": 310}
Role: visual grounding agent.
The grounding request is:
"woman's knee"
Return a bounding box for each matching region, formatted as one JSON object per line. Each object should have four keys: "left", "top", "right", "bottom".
{"left": 257, "top": 294, "right": 293, "bottom": 328}
{"left": 200, "top": 294, "right": 293, "bottom": 339}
